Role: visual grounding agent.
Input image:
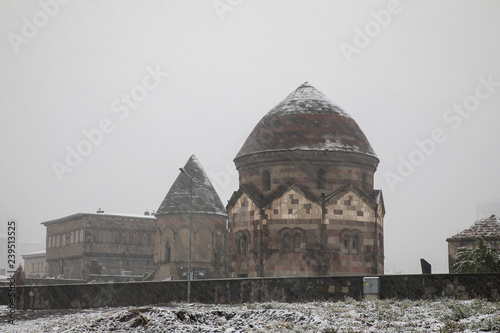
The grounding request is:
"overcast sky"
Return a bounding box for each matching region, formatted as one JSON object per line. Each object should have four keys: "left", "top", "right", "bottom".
{"left": 1, "top": 0, "right": 500, "bottom": 274}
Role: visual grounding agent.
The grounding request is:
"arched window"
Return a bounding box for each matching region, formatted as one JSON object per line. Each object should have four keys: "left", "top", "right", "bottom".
{"left": 343, "top": 237, "right": 349, "bottom": 252}
{"left": 351, "top": 235, "right": 358, "bottom": 255}
{"left": 283, "top": 233, "right": 291, "bottom": 252}
{"left": 165, "top": 241, "right": 171, "bottom": 263}
{"left": 293, "top": 233, "right": 301, "bottom": 249}
{"left": 240, "top": 234, "right": 248, "bottom": 255}
{"left": 262, "top": 170, "right": 271, "bottom": 191}
{"left": 317, "top": 169, "right": 326, "bottom": 189}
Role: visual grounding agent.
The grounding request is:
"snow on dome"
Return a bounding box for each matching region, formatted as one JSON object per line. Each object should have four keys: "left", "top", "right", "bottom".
{"left": 236, "top": 82, "right": 377, "bottom": 159}
{"left": 156, "top": 155, "right": 227, "bottom": 217}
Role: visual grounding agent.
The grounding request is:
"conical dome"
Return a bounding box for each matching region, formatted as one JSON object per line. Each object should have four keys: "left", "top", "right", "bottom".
{"left": 236, "top": 82, "right": 377, "bottom": 159}
{"left": 156, "top": 155, "right": 227, "bottom": 217}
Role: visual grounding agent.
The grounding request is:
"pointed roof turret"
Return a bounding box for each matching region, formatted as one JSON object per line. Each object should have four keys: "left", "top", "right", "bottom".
{"left": 236, "top": 82, "right": 377, "bottom": 159}
{"left": 156, "top": 155, "right": 227, "bottom": 217}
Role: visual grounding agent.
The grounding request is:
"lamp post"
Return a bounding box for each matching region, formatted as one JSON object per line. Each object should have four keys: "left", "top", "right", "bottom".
{"left": 179, "top": 167, "right": 193, "bottom": 303}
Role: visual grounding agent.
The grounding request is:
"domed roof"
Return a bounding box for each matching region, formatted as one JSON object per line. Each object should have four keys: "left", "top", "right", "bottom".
{"left": 236, "top": 82, "right": 377, "bottom": 159}
{"left": 156, "top": 155, "right": 227, "bottom": 217}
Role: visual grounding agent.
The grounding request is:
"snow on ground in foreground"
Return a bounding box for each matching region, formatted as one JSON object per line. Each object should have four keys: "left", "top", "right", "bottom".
{"left": 1, "top": 298, "right": 499, "bottom": 332}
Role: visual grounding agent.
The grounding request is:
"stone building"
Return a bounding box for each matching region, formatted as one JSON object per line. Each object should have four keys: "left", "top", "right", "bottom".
{"left": 42, "top": 211, "right": 156, "bottom": 280}
{"left": 447, "top": 215, "right": 500, "bottom": 273}
{"left": 226, "top": 82, "right": 385, "bottom": 278}
{"left": 21, "top": 251, "right": 47, "bottom": 277}
{"left": 153, "top": 155, "right": 227, "bottom": 280}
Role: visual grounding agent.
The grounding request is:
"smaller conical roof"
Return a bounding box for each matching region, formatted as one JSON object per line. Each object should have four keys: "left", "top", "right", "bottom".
{"left": 156, "top": 155, "right": 227, "bottom": 217}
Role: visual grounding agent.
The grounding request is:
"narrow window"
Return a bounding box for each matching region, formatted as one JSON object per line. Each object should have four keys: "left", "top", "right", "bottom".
{"left": 294, "top": 233, "right": 301, "bottom": 249}
{"left": 93, "top": 230, "right": 99, "bottom": 242}
{"left": 262, "top": 170, "right": 271, "bottom": 191}
{"left": 317, "top": 169, "right": 326, "bottom": 189}
{"left": 343, "top": 235, "right": 350, "bottom": 254}
{"left": 165, "top": 241, "right": 171, "bottom": 263}
{"left": 351, "top": 235, "right": 359, "bottom": 254}
{"left": 115, "top": 231, "right": 121, "bottom": 244}
{"left": 283, "top": 233, "right": 291, "bottom": 252}
{"left": 241, "top": 234, "right": 247, "bottom": 255}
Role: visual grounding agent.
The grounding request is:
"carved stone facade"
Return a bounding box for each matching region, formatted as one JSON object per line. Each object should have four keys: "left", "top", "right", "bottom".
{"left": 153, "top": 155, "right": 227, "bottom": 280}
{"left": 227, "top": 83, "right": 385, "bottom": 277}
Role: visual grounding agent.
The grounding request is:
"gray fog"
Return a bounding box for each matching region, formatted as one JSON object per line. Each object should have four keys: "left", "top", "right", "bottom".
{"left": 1, "top": 0, "right": 500, "bottom": 274}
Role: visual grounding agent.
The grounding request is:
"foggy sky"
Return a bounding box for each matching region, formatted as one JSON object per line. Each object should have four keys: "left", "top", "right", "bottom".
{"left": 1, "top": 0, "right": 500, "bottom": 274}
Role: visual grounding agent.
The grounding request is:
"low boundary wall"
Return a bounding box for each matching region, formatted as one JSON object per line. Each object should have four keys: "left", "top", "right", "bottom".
{"left": 1, "top": 273, "right": 498, "bottom": 310}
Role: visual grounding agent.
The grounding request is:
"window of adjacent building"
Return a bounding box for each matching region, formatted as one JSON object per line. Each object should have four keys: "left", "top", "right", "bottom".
{"left": 262, "top": 170, "right": 271, "bottom": 191}
{"left": 70, "top": 232, "right": 74, "bottom": 244}
{"left": 147, "top": 233, "right": 152, "bottom": 245}
{"left": 62, "top": 234, "right": 66, "bottom": 247}
{"left": 48, "top": 236, "right": 51, "bottom": 248}
{"left": 56, "top": 235, "right": 60, "bottom": 247}
{"left": 317, "top": 169, "right": 326, "bottom": 189}
{"left": 80, "top": 229, "right": 84, "bottom": 243}
{"left": 93, "top": 230, "right": 100, "bottom": 242}
{"left": 114, "top": 231, "right": 121, "bottom": 244}
{"left": 103, "top": 230, "right": 111, "bottom": 243}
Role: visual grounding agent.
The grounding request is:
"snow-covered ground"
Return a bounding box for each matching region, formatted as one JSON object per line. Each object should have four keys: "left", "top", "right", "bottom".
{"left": 1, "top": 298, "right": 499, "bottom": 332}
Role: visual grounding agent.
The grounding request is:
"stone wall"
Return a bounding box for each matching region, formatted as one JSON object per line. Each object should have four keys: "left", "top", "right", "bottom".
{"left": 1, "top": 273, "right": 499, "bottom": 310}
{"left": 44, "top": 214, "right": 156, "bottom": 279}
{"left": 227, "top": 185, "right": 383, "bottom": 278}
{"left": 154, "top": 213, "right": 226, "bottom": 281}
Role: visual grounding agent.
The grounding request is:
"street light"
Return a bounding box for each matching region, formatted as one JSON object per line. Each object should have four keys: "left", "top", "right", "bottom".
{"left": 179, "top": 167, "right": 193, "bottom": 303}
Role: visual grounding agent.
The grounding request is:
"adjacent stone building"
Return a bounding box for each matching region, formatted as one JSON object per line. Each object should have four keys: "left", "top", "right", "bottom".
{"left": 21, "top": 251, "right": 47, "bottom": 278}
{"left": 153, "top": 155, "right": 227, "bottom": 280}
{"left": 42, "top": 212, "right": 156, "bottom": 280}
{"left": 226, "top": 82, "right": 385, "bottom": 278}
{"left": 447, "top": 215, "right": 500, "bottom": 272}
